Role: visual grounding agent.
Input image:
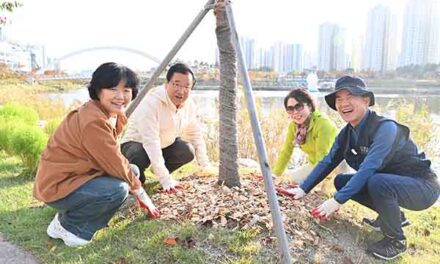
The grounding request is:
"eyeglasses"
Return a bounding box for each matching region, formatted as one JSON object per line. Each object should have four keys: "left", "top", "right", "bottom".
{"left": 171, "top": 81, "right": 192, "bottom": 91}
{"left": 286, "top": 103, "right": 305, "bottom": 114}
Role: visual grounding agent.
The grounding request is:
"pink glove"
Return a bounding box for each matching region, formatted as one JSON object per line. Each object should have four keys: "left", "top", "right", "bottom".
{"left": 135, "top": 188, "right": 160, "bottom": 218}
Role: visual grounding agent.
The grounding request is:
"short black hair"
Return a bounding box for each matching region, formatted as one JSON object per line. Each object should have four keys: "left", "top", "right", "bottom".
{"left": 284, "top": 88, "right": 316, "bottom": 112}
{"left": 166, "top": 63, "right": 196, "bottom": 87}
{"left": 88, "top": 62, "right": 139, "bottom": 100}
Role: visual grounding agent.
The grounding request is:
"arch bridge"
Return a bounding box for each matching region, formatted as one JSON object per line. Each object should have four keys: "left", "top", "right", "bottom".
{"left": 56, "top": 46, "right": 161, "bottom": 64}
{"left": 39, "top": 46, "right": 161, "bottom": 80}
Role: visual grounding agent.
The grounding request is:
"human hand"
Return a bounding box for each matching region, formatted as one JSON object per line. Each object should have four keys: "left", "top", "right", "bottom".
{"left": 134, "top": 188, "right": 160, "bottom": 218}
{"left": 311, "top": 198, "right": 341, "bottom": 220}
{"left": 161, "top": 178, "right": 185, "bottom": 194}
{"left": 275, "top": 186, "right": 306, "bottom": 199}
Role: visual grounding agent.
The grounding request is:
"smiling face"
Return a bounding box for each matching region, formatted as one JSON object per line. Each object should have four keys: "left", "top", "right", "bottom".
{"left": 286, "top": 97, "right": 312, "bottom": 125}
{"left": 98, "top": 80, "right": 133, "bottom": 116}
{"left": 165, "top": 72, "right": 193, "bottom": 108}
{"left": 335, "top": 89, "right": 370, "bottom": 127}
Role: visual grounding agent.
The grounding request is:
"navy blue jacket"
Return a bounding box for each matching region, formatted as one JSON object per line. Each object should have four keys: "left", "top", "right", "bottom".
{"left": 300, "top": 110, "right": 436, "bottom": 204}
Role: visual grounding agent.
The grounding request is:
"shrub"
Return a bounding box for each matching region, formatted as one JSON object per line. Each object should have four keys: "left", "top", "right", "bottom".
{"left": 29, "top": 96, "right": 69, "bottom": 121}
{"left": 0, "top": 117, "right": 15, "bottom": 154}
{"left": 205, "top": 96, "right": 290, "bottom": 165}
{"left": 386, "top": 100, "right": 435, "bottom": 155}
{"left": 9, "top": 122, "right": 48, "bottom": 174}
{"left": 0, "top": 102, "right": 39, "bottom": 126}
{"left": 44, "top": 117, "right": 62, "bottom": 136}
{"left": 236, "top": 100, "right": 287, "bottom": 165}
{"left": 0, "top": 63, "right": 25, "bottom": 84}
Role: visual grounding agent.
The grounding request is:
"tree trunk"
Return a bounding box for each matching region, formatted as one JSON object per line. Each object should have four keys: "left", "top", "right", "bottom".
{"left": 214, "top": 0, "right": 240, "bottom": 187}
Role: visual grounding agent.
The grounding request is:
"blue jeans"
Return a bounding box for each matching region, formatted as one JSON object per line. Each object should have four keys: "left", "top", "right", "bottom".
{"left": 334, "top": 173, "right": 440, "bottom": 239}
{"left": 47, "top": 176, "right": 130, "bottom": 240}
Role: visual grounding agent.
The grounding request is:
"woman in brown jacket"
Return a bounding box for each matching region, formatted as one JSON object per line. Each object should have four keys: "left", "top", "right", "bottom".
{"left": 34, "top": 62, "right": 159, "bottom": 247}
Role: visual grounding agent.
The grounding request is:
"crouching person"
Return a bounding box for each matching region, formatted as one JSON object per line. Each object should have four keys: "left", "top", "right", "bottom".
{"left": 121, "top": 63, "right": 211, "bottom": 193}
{"left": 34, "top": 62, "right": 159, "bottom": 247}
{"left": 272, "top": 88, "right": 338, "bottom": 187}
{"left": 285, "top": 76, "right": 440, "bottom": 260}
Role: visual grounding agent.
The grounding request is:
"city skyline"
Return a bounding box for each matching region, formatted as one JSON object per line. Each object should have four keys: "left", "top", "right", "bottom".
{"left": 1, "top": 0, "right": 436, "bottom": 73}
{"left": 400, "top": 0, "right": 440, "bottom": 66}
{"left": 363, "top": 4, "right": 398, "bottom": 72}
{"left": 226, "top": 0, "right": 440, "bottom": 73}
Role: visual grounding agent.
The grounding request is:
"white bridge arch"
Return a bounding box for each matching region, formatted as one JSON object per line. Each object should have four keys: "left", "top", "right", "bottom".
{"left": 56, "top": 46, "right": 161, "bottom": 64}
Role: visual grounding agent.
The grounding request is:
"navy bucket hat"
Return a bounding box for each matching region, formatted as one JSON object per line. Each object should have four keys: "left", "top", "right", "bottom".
{"left": 324, "top": 76, "right": 375, "bottom": 110}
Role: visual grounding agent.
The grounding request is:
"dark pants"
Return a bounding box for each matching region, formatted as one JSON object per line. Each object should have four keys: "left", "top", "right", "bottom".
{"left": 121, "top": 138, "right": 195, "bottom": 183}
{"left": 334, "top": 173, "right": 440, "bottom": 239}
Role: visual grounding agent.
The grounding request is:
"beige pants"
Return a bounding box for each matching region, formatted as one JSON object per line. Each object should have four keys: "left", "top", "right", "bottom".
{"left": 284, "top": 164, "right": 314, "bottom": 184}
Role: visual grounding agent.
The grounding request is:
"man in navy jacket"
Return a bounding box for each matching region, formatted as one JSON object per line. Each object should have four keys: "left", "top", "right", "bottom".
{"left": 285, "top": 76, "right": 439, "bottom": 260}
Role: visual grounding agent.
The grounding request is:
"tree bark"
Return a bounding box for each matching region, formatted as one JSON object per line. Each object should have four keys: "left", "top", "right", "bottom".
{"left": 214, "top": 0, "right": 240, "bottom": 187}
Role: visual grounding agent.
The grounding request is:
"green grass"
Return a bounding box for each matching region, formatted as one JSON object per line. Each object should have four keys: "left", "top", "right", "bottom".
{"left": 1, "top": 151, "right": 439, "bottom": 263}
{"left": 0, "top": 152, "right": 275, "bottom": 264}
{"left": 343, "top": 201, "right": 440, "bottom": 264}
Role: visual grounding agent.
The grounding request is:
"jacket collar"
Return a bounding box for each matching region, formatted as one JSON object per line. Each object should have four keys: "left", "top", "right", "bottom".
{"left": 307, "top": 111, "right": 321, "bottom": 132}
{"left": 349, "top": 109, "right": 371, "bottom": 135}
{"left": 89, "top": 99, "right": 112, "bottom": 118}
{"left": 88, "top": 100, "right": 127, "bottom": 133}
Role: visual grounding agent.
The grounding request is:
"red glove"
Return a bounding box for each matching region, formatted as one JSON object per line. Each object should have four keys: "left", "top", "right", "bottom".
{"left": 310, "top": 208, "right": 330, "bottom": 221}
{"left": 160, "top": 177, "right": 185, "bottom": 194}
{"left": 310, "top": 198, "right": 341, "bottom": 221}
{"left": 163, "top": 181, "right": 185, "bottom": 194}
{"left": 135, "top": 188, "right": 160, "bottom": 218}
{"left": 275, "top": 185, "right": 305, "bottom": 199}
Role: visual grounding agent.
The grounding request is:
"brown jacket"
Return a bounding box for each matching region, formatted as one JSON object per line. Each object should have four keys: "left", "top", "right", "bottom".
{"left": 34, "top": 100, "right": 141, "bottom": 203}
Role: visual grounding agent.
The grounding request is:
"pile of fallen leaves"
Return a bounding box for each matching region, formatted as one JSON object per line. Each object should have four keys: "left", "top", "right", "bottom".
{"left": 126, "top": 173, "right": 370, "bottom": 262}
{"left": 151, "top": 173, "right": 331, "bottom": 236}
{"left": 152, "top": 174, "right": 344, "bottom": 250}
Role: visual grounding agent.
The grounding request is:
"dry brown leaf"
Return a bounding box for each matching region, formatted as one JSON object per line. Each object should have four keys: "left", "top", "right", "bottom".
{"left": 330, "top": 244, "right": 345, "bottom": 253}
{"left": 164, "top": 237, "right": 178, "bottom": 246}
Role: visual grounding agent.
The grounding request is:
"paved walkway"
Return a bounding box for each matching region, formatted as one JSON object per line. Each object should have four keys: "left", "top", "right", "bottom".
{"left": 0, "top": 233, "right": 39, "bottom": 264}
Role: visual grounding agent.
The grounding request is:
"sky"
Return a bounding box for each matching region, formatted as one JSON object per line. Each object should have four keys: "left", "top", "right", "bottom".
{"left": 2, "top": 0, "right": 409, "bottom": 72}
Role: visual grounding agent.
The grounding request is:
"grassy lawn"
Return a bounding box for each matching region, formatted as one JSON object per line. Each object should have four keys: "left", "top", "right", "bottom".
{"left": 0, "top": 152, "right": 276, "bottom": 264}
{"left": 1, "top": 150, "right": 439, "bottom": 263}
{"left": 341, "top": 201, "right": 440, "bottom": 264}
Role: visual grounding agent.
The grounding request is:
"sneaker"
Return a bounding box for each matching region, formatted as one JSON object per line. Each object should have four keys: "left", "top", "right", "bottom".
{"left": 363, "top": 212, "right": 410, "bottom": 232}
{"left": 367, "top": 237, "right": 407, "bottom": 260}
{"left": 47, "top": 214, "right": 90, "bottom": 247}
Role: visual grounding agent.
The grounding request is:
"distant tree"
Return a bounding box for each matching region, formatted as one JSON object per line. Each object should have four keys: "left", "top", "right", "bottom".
{"left": 0, "top": 1, "right": 22, "bottom": 26}
{"left": 214, "top": 0, "right": 240, "bottom": 187}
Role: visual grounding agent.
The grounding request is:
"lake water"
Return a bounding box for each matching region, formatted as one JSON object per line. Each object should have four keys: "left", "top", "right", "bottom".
{"left": 48, "top": 88, "right": 440, "bottom": 122}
